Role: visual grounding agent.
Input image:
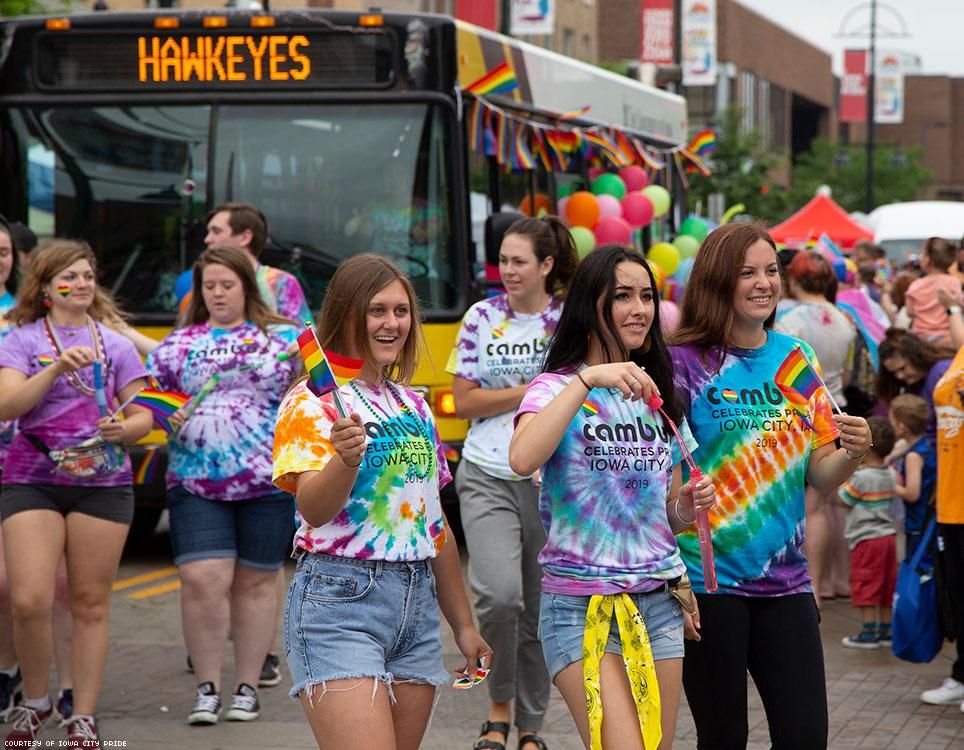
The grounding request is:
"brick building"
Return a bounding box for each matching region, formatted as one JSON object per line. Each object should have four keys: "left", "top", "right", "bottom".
{"left": 847, "top": 76, "right": 964, "bottom": 201}
{"left": 598, "top": 0, "right": 834, "bottom": 185}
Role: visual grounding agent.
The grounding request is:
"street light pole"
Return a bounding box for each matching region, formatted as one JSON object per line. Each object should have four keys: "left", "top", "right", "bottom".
{"left": 865, "top": 0, "right": 876, "bottom": 213}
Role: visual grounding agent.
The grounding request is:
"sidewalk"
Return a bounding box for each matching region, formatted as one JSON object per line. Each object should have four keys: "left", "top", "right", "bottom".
{"left": 95, "top": 562, "right": 963, "bottom": 749}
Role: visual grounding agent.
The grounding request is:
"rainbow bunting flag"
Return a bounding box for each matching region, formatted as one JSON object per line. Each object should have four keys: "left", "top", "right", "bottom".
{"left": 513, "top": 123, "right": 535, "bottom": 170}
{"left": 296, "top": 324, "right": 364, "bottom": 399}
{"left": 556, "top": 105, "right": 590, "bottom": 121}
{"left": 132, "top": 389, "right": 191, "bottom": 434}
{"left": 774, "top": 347, "right": 821, "bottom": 428}
{"left": 466, "top": 62, "right": 519, "bottom": 96}
{"left": 687, "top": 129, "right": 717, "bottom": 157}
{"left": 584, "top": 131, "right": 629, "bottom": 167}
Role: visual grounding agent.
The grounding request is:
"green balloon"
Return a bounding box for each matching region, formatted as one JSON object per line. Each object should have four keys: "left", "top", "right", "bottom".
{"left": 641, "top": 185, "right": 671, "bottom": 217}
{"left": 590, "top": 173, "right": 627, "bottom": 200}
{"left": 569, "top": 226, "right": 596, "bottom": 259}
{"left": 557, "top": 183, "right": 573, "bottom": 199}
{"left": 672, "top": 234, "right": 700, "bottom": 259}
{"left": 679, "top": 217, "right": 709, "bottom": 241}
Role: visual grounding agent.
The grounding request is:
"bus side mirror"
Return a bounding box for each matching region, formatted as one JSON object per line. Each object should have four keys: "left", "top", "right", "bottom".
{"left": 484, "top": 211, "right": 524, "bottom": 267}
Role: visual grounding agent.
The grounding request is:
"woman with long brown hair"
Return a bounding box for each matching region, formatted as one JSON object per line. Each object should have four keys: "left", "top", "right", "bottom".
{"left": 0, "top": 239, "right": 153, "bottom": 748}
{"left": 146, "top": 245, "right": 299, "bottom": 727}
{"left": 273, "top": 253, "right": 490, "bottom": 750}
{"left": 669, "top": 223, "right": 871, "bottom": 749}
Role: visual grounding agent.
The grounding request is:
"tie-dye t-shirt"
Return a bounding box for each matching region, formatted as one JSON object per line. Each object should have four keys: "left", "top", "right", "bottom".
{"left": 671, "top": 332, "right": 839, "bottom": 597}
{"left": 178, "top": 264, "right": 311, "bottom": 326}
{"left": 147, "top": 321, "right": 299, "bottom": 501}
{"left": 0, "top": 292, "right": 16, "bottom": 467}
{"left": 273, "top": 380, "right": 451, "bottom": 561}
{"left": 452, "top": 294, "right": 562, "bottom": 480}
{"left": 516, "top": 371, "right": 693, "bottom": 595}
{"left": 0, "top": 318, "right": 148, "bottom": 486}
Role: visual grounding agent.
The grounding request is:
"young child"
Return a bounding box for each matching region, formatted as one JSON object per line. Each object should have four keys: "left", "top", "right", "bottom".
{"left": 839, "top": 417, "right": 899, "bottom": 650}
{"left": 904, "top": 238, "right": 961, "bottom": 345}
{"left": 889, "top": 394, "right": 937, "bottom": 561}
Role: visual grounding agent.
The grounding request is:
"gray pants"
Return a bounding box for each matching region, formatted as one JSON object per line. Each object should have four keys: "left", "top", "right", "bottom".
{"left": 456, "top": 460, "right": 550, "bottom": 732}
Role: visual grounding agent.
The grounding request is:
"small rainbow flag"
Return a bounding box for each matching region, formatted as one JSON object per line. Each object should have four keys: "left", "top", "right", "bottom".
{"left": 774, "top": 347, "right": 821, "bottom": 428}
{"left": 581, "top": 399, "right": 600, "bottom": 417}
{"left": 296, "top": 323, "right": 364, "bottom": 399}
{"left": 466, "top": 61, "right": 519, "bottom": 96}
{"left": 132, "top": 389, "right": 191, "bottom": 434}
{"left": 134, "top": 447, "right": 161, "bottom": 485}
{"left": 56, "top": 285, "right": 71, "bottom": 298}
{"left": 687, "top": 128, "right": 717, "bottom": 157}
{"left": 38, "top": 355, "right": 54, "bottom": 366}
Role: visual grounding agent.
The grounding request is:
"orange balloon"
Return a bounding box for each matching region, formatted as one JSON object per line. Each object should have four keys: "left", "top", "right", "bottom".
{"left": 565, "top": 191, "right": 600, "bottom": 228}
{"left": 520, "top": 193, "right": 551, "bottom": 217}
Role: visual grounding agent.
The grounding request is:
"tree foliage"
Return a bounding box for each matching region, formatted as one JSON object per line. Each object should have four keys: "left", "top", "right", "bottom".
{"left": 789, "top": 138, "right": 932, "bottom": 213}
{"left": 0, "top": 0, "right": 70, "bottom": 16}
{"left": 686, "top": 107, "right": 789, "bottom": 223}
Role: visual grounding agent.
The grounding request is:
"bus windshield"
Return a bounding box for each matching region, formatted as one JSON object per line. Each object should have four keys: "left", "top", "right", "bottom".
{"left": 8, "top": 101, "right": 458, "bottom": 320}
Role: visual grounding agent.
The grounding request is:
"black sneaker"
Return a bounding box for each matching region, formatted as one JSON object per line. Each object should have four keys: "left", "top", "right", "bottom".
{"left": 841, "top": 629, "right": 880, "bottom": 650}
{"left": 54, "top": 689, "right": 73, "bottom": 727}
{"left": 225, "top": 683, "right": 259, "bottom": 722}
{"left": 0, "top": 670, "right": 22, "bottom": 723}
{"left": 187, "top": 682, "right": 221, "bottom": 726}
{"left": 258, "top": 653, "right": 281, "bottom": 688}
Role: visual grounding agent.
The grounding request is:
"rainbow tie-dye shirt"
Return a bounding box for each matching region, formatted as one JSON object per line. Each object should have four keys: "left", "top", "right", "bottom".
{"left": 516, "top": 372, "right": 693, "bottom": 595}
{"left": 671, "top": 332, "right": 839, "bottom": 597}
{"left": 452, "top": 293, "right": 562, "bottom": 480}
{"left": 273, "top": 380, "right": 450, "bottom": 561}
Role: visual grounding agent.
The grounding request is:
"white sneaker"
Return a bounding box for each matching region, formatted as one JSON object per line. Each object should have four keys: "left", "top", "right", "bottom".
{"left": 920, "top": 677, "right": 964, "bottom": 705}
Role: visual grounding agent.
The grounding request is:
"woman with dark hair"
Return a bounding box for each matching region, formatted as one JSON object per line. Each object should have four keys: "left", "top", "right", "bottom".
{"left": 451, "top": 215, "right": 577, "bottom": 750}
{"left": 272, "top": 253, "right": 489, "bottom": 750}
{"left": 670, "top": 223, "right": 871, "bottom": 749}
{"left": 0, "top": 240, "right": 153, "bottom": 747}
{"left": 146, "top": 245, "right": 300, "bottom": 727}
{"left": 877, "top": 328, "right": 954, "bottom": 442}
{"left": 776, "top": 251, "right": 857, "bottom": 602}
{"left": 509, "top": 245, "right": 715, "bottom": 750}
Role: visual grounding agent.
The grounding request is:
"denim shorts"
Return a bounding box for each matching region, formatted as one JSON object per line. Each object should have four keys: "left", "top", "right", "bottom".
{"left": 284, "top": 551, "right": 450, "bottom": 699}
{"left": 166, "top": 485, "right": 295, "bottom": 570}
{"left": 539, "top": 588, "right": 685, "bottom": 681}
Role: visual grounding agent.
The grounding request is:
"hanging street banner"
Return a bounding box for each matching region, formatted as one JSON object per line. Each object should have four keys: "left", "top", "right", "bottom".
{"left": 840, "top": 49, "right": 868, "bottom": 123}
{"left": 875, "top": 52, "right": 904, "bottom": 124}
{"left": 681, "top": 0, "right": 716, "bottom": 86}
{"left": 510, "top": 0, "right": 554, "bottom": 37}
{"left": 640, "top": 0, "right": 675, "bottom": 65}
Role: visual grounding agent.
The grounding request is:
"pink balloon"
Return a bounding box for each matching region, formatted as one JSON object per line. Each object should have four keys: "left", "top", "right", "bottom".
{"left": 593, "top": 216, "right": 633, "bottom": 246}
{"left": 588, "top": 166, "right": 605, "bottom": 182}
{"left": 557, "top": 196, "right": 570, "bottom": 222}
{"left": 596, "top": 193, "right": 622, "bottom": 220}
{"left": 619, "top": 165, "right": 649, "bottom": 192}
{"left": 660, "top": 300, "right": 680, "bottom": 333}
{"left": 621, "top": 192, "right": 655, "bottom": 228}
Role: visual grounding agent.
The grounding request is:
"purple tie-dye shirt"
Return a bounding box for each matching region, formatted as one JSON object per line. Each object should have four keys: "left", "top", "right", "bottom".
{"left": 147, "top": 321, "right": 299, "bottom": 501}
{"left": 452, "top": 293, "right": 562, "bottom": 479}
{"left": 516, "top": 371, "right": 693, "bottom": 595}
{"left": 0, "top": 318, "right": 148, "bottom": 486}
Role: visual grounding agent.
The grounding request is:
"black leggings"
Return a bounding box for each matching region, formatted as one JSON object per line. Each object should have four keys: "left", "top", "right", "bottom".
{"left": 939, "top": 523, "right": 964, "bottom": 684}
{"left": 683, "top": 593, "right": 828, "bottom": 750}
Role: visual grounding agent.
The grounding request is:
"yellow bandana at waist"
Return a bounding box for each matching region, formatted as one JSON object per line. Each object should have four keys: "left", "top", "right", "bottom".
{"left": 582, "top": 593, "right": 661, "bottom": 750}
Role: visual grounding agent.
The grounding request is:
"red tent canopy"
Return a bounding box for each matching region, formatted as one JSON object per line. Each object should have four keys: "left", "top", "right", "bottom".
{"left": 769, "top": 194, "right": 873, "bottom": 250}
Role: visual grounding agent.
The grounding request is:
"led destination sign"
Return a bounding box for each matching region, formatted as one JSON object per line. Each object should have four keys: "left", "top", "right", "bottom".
{"left": 35, "top": 29, "right": 394, "bottom": 91}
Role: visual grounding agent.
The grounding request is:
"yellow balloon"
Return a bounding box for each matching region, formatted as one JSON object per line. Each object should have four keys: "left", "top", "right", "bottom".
{"left": 641, "top": 185, "right": 671, "bottom": 218}
{"left": 647, "top": 242, "right": 680, "bottom": 276}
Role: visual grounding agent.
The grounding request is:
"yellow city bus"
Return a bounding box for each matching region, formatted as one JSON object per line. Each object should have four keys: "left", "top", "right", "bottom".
{"left": 0, "top": 9, "right": 687, "bottom": 535}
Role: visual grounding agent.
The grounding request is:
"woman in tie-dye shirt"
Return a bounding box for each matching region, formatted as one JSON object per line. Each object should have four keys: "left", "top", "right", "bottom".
{"left": 510, "top": 245, "right": 715, "bottom": 750}
{"left": 147, "top": 245, "right": 299, "bottom": 727}
{"left": 669, "top": 223, "right": 871, "bottom": 749}
{"left": 451, "top": 216, "right": 576, "bottom": 750}
{"left": 272, "top": 254, "right": 489, "bottom": 750}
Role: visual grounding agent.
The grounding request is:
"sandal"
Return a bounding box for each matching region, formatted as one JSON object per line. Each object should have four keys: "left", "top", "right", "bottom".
{"left": 473, "top": 720, "right": 510, "bottom": 750}
{"left": 519, "top": 734, "right": 549, "bottom": 750}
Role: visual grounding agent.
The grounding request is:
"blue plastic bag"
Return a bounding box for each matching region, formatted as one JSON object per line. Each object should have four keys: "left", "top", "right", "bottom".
{"left": 891, "top": 518, "right": 943, "bottom": 663}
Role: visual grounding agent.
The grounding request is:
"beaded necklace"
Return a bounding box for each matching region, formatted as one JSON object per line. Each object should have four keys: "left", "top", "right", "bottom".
{"left": 349, "top": 379, "right": 435, "bottom": 481}
{"left": 43, "top": 315, "right": 105, "bottom": 397}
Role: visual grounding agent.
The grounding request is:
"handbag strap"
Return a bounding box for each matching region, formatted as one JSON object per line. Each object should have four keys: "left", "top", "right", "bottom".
{"left": 910, "top": 516, "right": 938, "bottom": 572}
{"left": 21, "top": 433, "right": 51, "bottom": 458}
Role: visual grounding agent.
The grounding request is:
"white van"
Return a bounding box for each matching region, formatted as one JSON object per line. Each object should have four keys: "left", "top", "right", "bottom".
{"left": 868, "top": 201, "right": 964, "bottom": 262}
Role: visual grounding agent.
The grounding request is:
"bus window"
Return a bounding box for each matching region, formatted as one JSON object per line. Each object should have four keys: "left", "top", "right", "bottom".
{"left": 5, "top": 105, "right": 210, "bottom": 318}
{"left": 212, "top": 102, "right": 458, "bottom": 313}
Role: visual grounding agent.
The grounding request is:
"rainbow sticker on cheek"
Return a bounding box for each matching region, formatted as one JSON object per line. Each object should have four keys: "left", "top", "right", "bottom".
{"left": 56, "top": 285, "right": 71, "bottom": 298}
